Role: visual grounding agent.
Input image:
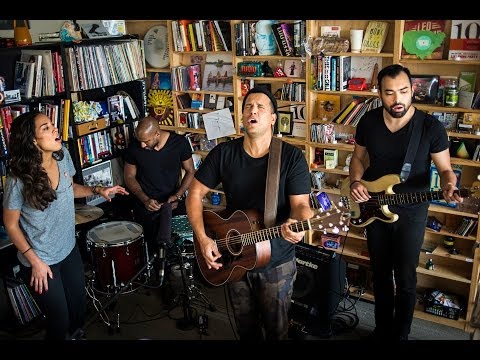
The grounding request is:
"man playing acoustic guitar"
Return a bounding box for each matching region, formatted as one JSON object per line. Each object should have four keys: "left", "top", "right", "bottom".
{"left": 349, "top": 64, "right": 463, "bottom": 340}
{"left": 186, "top": 87, "right": 313, "bottom": 340}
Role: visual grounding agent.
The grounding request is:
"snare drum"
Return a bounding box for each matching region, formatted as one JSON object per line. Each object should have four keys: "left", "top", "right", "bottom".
{"left": 86, "top": 221, "right": 145, "bottom": 294}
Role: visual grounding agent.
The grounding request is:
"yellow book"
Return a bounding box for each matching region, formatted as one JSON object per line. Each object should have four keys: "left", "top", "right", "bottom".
{"left": 334, "top": 100, "right": 357, "bottom": 124}
{"left": 361, "top": 21, "right": 389, "bottom": 53}
{"left": 62, "top": 99, "right": 70, "bottom": 142}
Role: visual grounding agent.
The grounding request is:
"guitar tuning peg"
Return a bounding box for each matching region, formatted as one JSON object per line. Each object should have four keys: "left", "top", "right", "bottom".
{"left": 317, "top": 225, "right": 323, "bottom": 230}
{"left": 323, "top": 229, "right": 327, "bottom": 234}
{"left": 332, "top": 226, "right": 339, "bottom": 234}
{"left": 339, "top": 220, "right": 344, "bottom": 226}
{"left": 342, "top": 225, "right": 350, "bottom": 232}
{"left": 328, "top": 223, "right": 333, "bottom": 227}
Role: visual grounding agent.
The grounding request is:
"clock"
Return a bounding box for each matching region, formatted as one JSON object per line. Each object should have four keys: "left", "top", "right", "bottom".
{"left": 144, "top": 25, "right": 170, "bottom": 69}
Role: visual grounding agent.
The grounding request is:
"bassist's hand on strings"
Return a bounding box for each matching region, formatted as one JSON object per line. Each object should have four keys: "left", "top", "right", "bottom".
{"left": 350, "top": 181, "right": 371, "bottom": 203}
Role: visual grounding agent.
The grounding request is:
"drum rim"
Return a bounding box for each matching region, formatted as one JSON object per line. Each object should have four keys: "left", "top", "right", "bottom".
{"left": 86, "top": 235, "right": 144, "bottom": 248}
{"left": 86, "top": 220, "right": 143, "bottom": 247}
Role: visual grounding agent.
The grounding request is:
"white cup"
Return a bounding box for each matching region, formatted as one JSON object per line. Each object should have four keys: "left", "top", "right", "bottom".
{"left": 350, "top": 29, "right": 364, "bottom": 53}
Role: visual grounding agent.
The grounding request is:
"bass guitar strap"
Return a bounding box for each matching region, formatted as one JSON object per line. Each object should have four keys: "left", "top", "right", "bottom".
{"left": 264, "top": 137, "right": 282, "bottom": 228}
{"left": 400, "top": 113, "right": 425, "bottom": 183}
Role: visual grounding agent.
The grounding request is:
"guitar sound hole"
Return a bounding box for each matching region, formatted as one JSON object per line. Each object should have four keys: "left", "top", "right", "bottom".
{"left": 226, "top": 230, "right": 242, "bottom": 256}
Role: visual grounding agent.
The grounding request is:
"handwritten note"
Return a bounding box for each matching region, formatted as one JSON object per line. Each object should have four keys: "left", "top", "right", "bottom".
{"left": 202, "top": 108, "right": 236, "bottom": 140}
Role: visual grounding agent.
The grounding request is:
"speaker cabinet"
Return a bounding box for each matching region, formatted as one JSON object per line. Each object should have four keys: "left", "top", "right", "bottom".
{"left": 290, "top": 242, "right": 346, "bottom": 325}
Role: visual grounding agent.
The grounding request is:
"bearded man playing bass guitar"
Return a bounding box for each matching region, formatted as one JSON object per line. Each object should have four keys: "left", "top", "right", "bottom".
{"left": 349, "top": 64, "right": 463, "bottom": 340}
{"left": 186, "top": 87, "right": 313, "bottom": 340}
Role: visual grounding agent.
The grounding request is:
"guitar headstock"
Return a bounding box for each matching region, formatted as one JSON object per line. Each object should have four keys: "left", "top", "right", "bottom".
{"left": 311, "top": 200, "right": 351, "bottom": 235}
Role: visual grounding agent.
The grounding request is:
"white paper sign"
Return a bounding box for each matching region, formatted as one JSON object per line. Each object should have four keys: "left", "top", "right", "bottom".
{"left": 202, "top": 108, "right": 236, "bottom": 140}
{"left": 292, "top": 121, "right": 306, "bottom": 138}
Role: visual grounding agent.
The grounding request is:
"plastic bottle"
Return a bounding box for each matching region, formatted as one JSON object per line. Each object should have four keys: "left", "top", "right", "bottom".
{"left": 444, "top": 78, "right": 459, "bottom": 107}
{"left": 426, "top": 258, "right": 435, "bottom": 270}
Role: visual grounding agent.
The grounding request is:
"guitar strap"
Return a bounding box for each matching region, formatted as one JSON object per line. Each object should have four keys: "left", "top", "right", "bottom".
{"left": 400, "top": 113, "right": 425, "bottom": 183}
{"left": 264, "top": 137, "right": 282, "bottom": 228}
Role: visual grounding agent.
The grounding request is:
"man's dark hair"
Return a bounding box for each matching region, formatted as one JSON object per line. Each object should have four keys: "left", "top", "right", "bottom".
{"left": 377, "top": 64, "right": 412, "bottom": 92}
{"left": 241, "top": 86, "right": 278, "bottom": 118}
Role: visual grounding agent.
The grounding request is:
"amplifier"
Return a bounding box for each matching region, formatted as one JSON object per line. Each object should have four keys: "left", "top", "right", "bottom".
{"left": 290, "top": 241, "right": 346, "bottom": 337}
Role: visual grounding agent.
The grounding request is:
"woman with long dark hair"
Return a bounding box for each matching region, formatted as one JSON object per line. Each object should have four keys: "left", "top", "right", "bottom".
{"left": 3, "top": 111, "right": 129, "bottom": 340}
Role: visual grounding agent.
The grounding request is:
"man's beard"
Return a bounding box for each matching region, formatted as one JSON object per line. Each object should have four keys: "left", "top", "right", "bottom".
{"left": 384, "top": 102, "right": 411, "bottom": 118}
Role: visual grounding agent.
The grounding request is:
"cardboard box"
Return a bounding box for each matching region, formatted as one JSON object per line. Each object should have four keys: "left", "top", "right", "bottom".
{"left": 324, "top": 148, "right": 338, "bottom": 169}
{"left": 76, "top": 118, "right": 107, "bottom": 136}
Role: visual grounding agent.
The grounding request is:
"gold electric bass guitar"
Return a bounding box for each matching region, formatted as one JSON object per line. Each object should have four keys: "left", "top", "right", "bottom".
{"left": 340, "top": 174, "right": 480, "bottom": 227}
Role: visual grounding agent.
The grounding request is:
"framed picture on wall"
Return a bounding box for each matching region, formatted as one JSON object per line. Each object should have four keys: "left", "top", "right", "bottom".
{"left": 277, "top": 111, "right": 293, "bottom": 135}
{"left": 82, "top": 160, "right": 114, "bottom": 206}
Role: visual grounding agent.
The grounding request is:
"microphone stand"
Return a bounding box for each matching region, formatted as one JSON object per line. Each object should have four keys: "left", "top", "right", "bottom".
{"left": 175, "top": 244, "right": 196, "bottom": 331}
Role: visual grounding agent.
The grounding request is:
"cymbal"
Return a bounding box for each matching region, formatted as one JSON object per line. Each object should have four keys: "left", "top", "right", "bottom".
{"left": 75, "top": 204, "right": 104, "bottom": 225}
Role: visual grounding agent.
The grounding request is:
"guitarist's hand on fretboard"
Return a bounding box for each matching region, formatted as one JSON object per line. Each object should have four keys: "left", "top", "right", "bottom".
{"left": 443, "top": 182, "right": 464, "bottom": 205}
{"left": 281, "top": 218, "right": 306, "bottom": 243}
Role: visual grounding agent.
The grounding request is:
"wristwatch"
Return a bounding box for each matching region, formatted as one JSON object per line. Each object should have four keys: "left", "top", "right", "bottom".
{"left": 175, "top": 193, "right": 183, "bottom": 200}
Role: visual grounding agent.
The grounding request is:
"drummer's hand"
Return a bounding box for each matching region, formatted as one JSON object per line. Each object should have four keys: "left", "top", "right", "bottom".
{"left": 30, "top": 260, "right": 53, "bottom": 295}
{"left": 144, "top": 198, "right": 161, "bottom": 211}
{"left": 99, "top": 185, "right": 129, "bottom": 202}
{"left": 167, "top": 195, "right": 179, "bottom": 210}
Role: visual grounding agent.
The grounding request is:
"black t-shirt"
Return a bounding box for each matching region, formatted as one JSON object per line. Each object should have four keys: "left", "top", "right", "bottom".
{"left": 355, "top": 107, "right": 449, "bottom": 209}
{"left": 194, "top": 137, "right": 311, "bottom": 270}
{"left": 124, "top": 132, "right": 192, "bottom": 202}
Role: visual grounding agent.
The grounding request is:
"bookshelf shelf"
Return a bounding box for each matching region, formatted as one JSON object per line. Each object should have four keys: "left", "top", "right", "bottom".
{"left": 125, "top": 18, "right": 480, "bottom": 336}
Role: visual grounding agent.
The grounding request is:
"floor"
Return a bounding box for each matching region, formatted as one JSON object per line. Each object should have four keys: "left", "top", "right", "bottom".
{"left": 2, "top": 247, "right": 473, "bottom": 346}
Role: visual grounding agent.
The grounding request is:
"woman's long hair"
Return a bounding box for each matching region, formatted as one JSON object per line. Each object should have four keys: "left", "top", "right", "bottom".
{"left": 8, "top": 111, "right": 57, "bottom": 210}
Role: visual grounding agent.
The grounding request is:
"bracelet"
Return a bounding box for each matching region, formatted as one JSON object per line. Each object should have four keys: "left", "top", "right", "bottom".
{"left": 175, "top": 193, "right": 183, "bottom": 201}
{"left": 92, "top": 185, "right": 102, "bottom": 195}
{"left": 350, "top": 180, "right": 361, "bottom": 189}
{"left": 22, "top": 247, "right": 32, "bottom": 255}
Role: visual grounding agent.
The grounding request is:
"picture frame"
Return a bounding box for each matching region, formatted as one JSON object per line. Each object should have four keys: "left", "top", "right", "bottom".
{"left": 283, "top": 59, "right": 302, "bottom": 78}
{"left": 277, "top": 111, "right": 293, "bottom": 135}
{"left": 82, "top": 160, "right": 114, "bottom": 206}
{"left": 411, "top": 75, "right": 439, "bottom": 104}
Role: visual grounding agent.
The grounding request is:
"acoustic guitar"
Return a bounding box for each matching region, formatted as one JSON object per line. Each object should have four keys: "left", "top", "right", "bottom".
{"left": 340, "top": 174, "right": 479, "bottom": 227}
{"left": 194, "top": 204, "right": 348, "bottom": 286}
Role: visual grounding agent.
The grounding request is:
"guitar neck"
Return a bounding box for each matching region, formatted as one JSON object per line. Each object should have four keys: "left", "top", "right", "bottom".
{"left": 240, "top": 220, "right": 312, "bottom": 246}
{"left": 379, "top": 189, "right": 468, "bottom": 205}
{"left": 239, "top": 207, "right": 343, "bottom": 247}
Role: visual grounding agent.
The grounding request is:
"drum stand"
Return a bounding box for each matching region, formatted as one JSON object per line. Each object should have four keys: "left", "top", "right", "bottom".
{"left": 71, "top": 254, "right": 157, "bottom": 340}
{"left": 173, "top": 243, "right": 215, "bottom": 331}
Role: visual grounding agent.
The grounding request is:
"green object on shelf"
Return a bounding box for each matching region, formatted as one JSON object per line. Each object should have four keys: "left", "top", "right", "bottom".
{"left": 402, "top": 30, "right": 445, "bottom": 60}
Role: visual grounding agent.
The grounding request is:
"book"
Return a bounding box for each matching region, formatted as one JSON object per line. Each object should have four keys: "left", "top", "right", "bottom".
{"left": 459, "top": 71, "right": 477, "bottom": 92}
{"left": 361, "top": 21, "right": 389, "bottom": 53}
{"left": 19, "top": 49, "right": 55, "bottom": 96}
{"left": 13, "top": 61, "right": 35, "bottom": 99}
{"left": 448, "top": 20, "right": 480, "bottom": 61}
{"left": 401, "top": 20, "right": 446, "bottom": 60}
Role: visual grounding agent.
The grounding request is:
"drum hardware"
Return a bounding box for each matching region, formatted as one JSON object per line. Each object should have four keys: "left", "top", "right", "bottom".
{"left": 75, "top": 204, "right": 104, "bottom": 225}
{"left": 171, "top": 237, "right": 216, "bottom": 331}
{"left": 70, "top": 253, "right": 158, "bottom": 340}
